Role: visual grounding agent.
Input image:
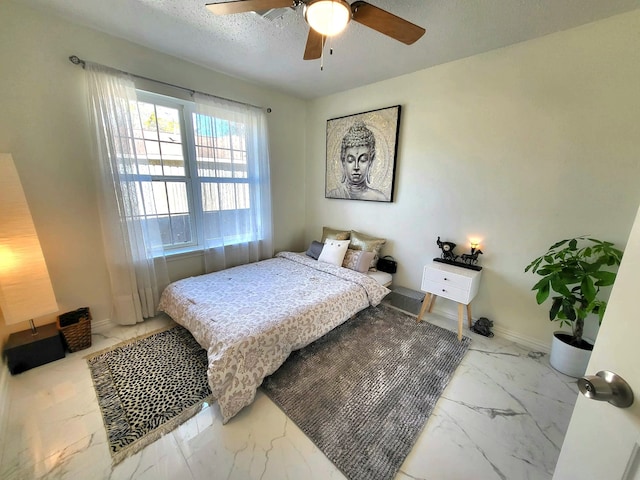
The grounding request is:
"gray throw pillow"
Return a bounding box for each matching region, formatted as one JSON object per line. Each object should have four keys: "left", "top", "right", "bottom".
{"left": 306, "top": 240, "right": 324, "bottom": 260}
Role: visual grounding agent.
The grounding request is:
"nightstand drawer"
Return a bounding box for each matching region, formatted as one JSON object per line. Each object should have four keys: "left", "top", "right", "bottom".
{"left": 421, "top": 279, "right": 472, "bottom": 304}
{"left": 422, "top": 266, "right": 471, "bottom": 290}
{"left": 420, "top": 262, "right": 482, "bottom": 306}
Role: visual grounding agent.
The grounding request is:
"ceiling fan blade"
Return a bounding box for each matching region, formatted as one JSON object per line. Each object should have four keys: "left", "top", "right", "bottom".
{"left": 351, "top": 1, "right": 425, "bottom": 45}
{"left": 205, "top": 0, "right": 293, "bottom": 15}
{"left": 303, "top": 28, "right": 325, "bottom": 60}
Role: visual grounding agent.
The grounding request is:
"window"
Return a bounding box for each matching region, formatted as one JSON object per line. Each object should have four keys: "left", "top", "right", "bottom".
{"left": 129, "top": 91, "right": 268, "bottom": 254}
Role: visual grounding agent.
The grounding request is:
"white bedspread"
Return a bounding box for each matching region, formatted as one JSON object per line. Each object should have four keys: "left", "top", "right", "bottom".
{"left": 158, "top": 251, "right": 390, "bottom": 422}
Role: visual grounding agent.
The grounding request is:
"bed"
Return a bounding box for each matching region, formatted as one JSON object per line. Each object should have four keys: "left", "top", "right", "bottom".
{"left": 158, "top": 251, "right": 390, "bottom": 423}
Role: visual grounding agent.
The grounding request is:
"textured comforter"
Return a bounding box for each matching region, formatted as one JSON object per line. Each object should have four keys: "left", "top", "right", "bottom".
{"left": 158, "top": 251, "right": 390, "bottom": 423}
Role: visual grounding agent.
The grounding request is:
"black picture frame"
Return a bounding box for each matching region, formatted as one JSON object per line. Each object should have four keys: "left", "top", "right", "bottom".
{"left": 325, "top": 105, "right": 401, "bottom": 202}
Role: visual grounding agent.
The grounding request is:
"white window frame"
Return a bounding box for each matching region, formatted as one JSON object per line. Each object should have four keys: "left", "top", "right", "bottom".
{"left": 135, "top": 90, "right": 255, "bottom": 256}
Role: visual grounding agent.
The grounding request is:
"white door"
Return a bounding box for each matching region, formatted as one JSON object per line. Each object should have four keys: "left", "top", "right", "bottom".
{"left": 554, "top": 204, "right": 640, "bottom": 480}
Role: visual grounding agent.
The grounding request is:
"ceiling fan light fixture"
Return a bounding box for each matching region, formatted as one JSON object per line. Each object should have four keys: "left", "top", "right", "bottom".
{"left": 305, "top": 0, "right": 351, "bottom": 37}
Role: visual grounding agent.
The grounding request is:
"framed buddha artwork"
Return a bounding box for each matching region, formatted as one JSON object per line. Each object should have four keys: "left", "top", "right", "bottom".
{"left": 325, "top": 105, "right": 401, "bottom": 203}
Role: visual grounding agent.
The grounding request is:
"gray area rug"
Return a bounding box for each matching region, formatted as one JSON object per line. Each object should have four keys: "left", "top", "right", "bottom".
{"left": 86, "top": 326, "right": 212, "bottom": 465}
{"left": 262, "top": 304, "right": 471, "bottom": 480}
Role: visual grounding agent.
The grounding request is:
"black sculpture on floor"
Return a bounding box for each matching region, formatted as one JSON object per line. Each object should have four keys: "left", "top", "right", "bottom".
{"left": 471, "top": 317, "right": 494, "bottom": 337}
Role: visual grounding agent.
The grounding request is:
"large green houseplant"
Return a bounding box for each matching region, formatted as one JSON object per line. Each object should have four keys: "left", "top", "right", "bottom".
{"left": 525, "top": 236, "right": 623, "bottom": 357}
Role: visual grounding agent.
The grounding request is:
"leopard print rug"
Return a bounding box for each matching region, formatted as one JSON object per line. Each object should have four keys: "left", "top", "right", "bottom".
{"left": 86, "top": 325, "right": 211, "bottom": 465}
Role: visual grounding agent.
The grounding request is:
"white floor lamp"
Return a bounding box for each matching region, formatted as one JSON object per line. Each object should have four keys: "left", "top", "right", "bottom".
{"left": 0, "top": 153, "right": 62, "bottom": 373}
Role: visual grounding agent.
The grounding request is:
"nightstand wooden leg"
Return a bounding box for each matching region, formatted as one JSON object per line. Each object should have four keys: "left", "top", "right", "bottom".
{"left": 417, "top": 293, "right": 431, "bottom": 323}
{"left": 457, "top": 303, "right": 464, "bottom": 341}
{"left": 467, "top": 303, "right": 473, "bottom": 327}
{"left": 428, "top": 295, "right": 436, "bottom": 313}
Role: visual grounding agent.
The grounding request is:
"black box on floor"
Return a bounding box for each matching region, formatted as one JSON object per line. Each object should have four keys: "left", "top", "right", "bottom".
{"left": 3, "top": 323, "right": 65, "bottom": 375}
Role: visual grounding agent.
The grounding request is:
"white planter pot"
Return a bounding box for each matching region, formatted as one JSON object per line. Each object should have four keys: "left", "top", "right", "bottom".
{"left": 549, "top": 331, "right": 593, "bottom": 378}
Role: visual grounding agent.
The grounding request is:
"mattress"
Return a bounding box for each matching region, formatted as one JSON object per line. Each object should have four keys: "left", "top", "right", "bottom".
{"left": 367, "top": 270, "right": 393, "bottom": 287}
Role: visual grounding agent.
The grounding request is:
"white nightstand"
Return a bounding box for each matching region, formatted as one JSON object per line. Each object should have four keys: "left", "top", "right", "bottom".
{"left": 417, "top": 261, "right": 482, "bottom": 340}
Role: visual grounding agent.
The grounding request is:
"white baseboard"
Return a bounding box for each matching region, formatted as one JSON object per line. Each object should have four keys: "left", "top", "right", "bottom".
{"left": 91, "top": 317, "right": 114, "bottom": 334}
{"left": 0, "top": 357, "right": 10, "bottom": 456}
{"left": 491, "top": 324, "right": 551, "bottom": 353}
{"left": 430, "top": 306, "right": 551, "bottom": 353}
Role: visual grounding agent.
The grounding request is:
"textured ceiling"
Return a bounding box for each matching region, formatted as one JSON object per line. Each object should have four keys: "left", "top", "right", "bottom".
{"left": 21, "top": 0, "right": 640, "bottom": 99}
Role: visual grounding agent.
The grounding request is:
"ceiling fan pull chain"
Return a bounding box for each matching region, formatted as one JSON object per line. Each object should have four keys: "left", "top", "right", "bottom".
{"left": 329, "top": 1, "right": 334, "bottom": 55}
{"left": 320, "top": 34, "right": 325, "bottom": 71}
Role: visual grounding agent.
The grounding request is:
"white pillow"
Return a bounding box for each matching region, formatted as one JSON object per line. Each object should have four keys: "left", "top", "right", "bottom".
{"left": 318, "top": 239, "right": 350, "bottom": 266}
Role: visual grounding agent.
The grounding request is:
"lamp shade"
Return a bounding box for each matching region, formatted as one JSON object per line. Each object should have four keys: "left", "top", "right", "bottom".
{"left": 0, "top": 153, "right": 58, "bottom": 325}
{"left": 305, "top": 0, "right": 351, "bottom": 36}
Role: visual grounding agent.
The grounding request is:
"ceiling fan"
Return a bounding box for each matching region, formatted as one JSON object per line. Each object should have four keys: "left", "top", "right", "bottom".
{"left": 205, "top": 0, "right": 426, "bottom": 60}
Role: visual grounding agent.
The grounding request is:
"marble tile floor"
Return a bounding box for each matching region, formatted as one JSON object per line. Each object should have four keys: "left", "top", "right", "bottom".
{"left": 0, "top": 309, "right": 580, "bottom": 480}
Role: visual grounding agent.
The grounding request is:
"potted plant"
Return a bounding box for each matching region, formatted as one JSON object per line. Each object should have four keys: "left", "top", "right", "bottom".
{"left": 525, "top": 236, "right": 623, "bottom": 377}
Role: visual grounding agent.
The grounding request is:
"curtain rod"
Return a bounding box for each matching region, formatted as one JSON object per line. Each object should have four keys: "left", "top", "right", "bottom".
{"left": 68, "top": 55, "right": 271, "bottom": 113}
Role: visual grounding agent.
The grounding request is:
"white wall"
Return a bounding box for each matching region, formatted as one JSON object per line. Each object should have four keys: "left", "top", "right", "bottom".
{"left": 304, "top": 10, "right": 640, "bottom": 348}
{"left": 0, "top": 1, "right": 307, "bottom": 341}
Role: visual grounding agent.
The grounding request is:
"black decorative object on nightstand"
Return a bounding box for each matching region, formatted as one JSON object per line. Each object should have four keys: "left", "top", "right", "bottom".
{"left": 434, "top": 236, "right": 483, "bottom": 271}
{"left": 436, "top": 236, "right": 458, "bottom": 261}
{"left": 3, "top": 323, "right": 65, "bottom": 374}
{"left": 460, "top": 248, "right": 483, "bottom": 266}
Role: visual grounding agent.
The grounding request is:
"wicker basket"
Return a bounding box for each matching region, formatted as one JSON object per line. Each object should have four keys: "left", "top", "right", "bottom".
{"left": 57, "top": 307, "right": 92, "bottom": 352}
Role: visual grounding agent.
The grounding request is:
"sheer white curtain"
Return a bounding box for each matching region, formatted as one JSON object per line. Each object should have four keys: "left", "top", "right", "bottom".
{"left": 193, "top": 93, "right": 273, "bottom": 272}
{"left": 86, "top": 64, "right": 169, "bottom": 325}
